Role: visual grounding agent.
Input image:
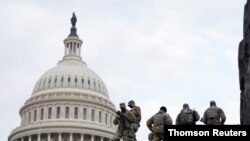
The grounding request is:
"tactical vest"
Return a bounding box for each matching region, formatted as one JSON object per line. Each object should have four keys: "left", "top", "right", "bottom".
{"left": 206, "top": 107, "right": 219, "bottom": 118}
{"left": 153, "top": 113, "right": 165, "bottom": 125}
{"left": 180, "top": 109, "right": 194, "bottom": 124}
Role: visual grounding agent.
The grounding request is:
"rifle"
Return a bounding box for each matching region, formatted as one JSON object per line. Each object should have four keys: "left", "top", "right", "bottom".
{"left": 117, "top": 111, "right": 126, "bottom": 126}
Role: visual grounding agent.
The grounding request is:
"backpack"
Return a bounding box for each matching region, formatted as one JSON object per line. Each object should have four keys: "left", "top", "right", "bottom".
{"left": 206, "top": 107, "right": 219, "bottom": 118}
{"left": 180, "top": 109, "right": 194, "bottom": 124}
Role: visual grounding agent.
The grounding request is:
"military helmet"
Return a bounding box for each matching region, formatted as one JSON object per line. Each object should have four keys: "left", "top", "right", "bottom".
{"left": 128, "top": 100, "right": 135, "bottom": 106}
{"left": 183, "top": 103, "right": 189, "bottom": 108}
{"left": 160, "top": 106, "right": 167, "bottom": 112}
{"left": 210, "top": 100, "right": 216, "bottom": 105}
{"left": 120, "top": 102, "right": 126, "bottom": 108}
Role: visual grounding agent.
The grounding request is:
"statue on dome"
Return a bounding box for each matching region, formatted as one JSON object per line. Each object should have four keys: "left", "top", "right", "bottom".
{"left": 71, "top": 12, "right": 77, "bottom": 27}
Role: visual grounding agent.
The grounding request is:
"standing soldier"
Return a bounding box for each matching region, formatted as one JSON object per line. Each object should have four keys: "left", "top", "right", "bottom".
{"left": 202, "top": 100, "right": 226, "bottom": 125}
{"left": 112, "top": 103, "right": 136, "bottom": 141}
{"left": 175, "top": 103, "right": 200, "bottom": 125}
{"left": 146, "top": 106, "right": 172, "bottom": 141}
{"left": 128, "top": 100, "right": 141, "bottom": 135}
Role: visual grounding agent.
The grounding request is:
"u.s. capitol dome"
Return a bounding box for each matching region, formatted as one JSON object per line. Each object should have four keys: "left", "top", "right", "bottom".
{"left": 8, "top": 13, "right": 117, "bottom": 141}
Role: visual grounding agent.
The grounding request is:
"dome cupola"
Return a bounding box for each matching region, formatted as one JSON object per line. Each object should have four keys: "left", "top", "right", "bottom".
{"left": 32, "top": 13, "right": 109, "bottom": 98}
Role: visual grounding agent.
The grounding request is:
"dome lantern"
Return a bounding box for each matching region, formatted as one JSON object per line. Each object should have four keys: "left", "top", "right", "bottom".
{"left": 63, "top": 12, "right": 83, "bottom": 61}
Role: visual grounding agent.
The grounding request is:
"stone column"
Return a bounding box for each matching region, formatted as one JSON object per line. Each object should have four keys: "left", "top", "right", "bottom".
{"left": 21, "top": 137, "right": 24, "bottom": 141}
{"left": 69, "top": 133, "right": 73, "bottom": 141}
{"left": 100, "top": 137, "right": 104, "bottom": 141}
{"left": 70, "top": 106, "right": 73, "bottom": 119}
{"left": 91, "top": 135, "right": 94, "bottom": 141}
{"left": 80, "top": 134, "right": 84, "bottom": 141}
{"left": 52, "top": 106, "right": 55, "bottom": 119}
{"left": 87, "top": 107, "right": 91, "bottom": 120}
{"left": 65, "top": 45, "right": 67, "bottom": 55}
{"left": 45, "top": 106, "right": 48, "bottom": 120}
{"left": 37, "top": 108, "right": 40, "bottom": 122}
{"left": 38, "top": 134, "right": 40, "bottom": 141}
{"left": 79, "top": 45, "right": 81, "bottom": 56}
{"left": 47, "top": 133, "right": 51, "bottom": 141}
{"left": 59, "top": 133, "right": 62, "bottom": 141}
{"left": 28, "top": 135, "right": 31, "bottom": 141}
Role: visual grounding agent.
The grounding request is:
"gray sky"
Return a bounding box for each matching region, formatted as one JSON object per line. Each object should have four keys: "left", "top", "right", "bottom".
{"left": 0, "top": 0, "right": 246, "bottom": 140}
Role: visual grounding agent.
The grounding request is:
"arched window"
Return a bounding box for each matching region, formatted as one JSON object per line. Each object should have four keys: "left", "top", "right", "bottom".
{"left": 40, "top": 108, "right": 44, "bottom": 120}
{"left": 48, "top": 78, "right": 51, "bottom": 84}
{"left": 48, "top": 107, "right": 52, "bottom": 119}
{"left": 91, "top": 109, "right": 95, "bottom": 121}
{"left": 61, "top": 76, "right": 64, "bottom": 82}
{"left": 81, "top": 77, "right": 84, "bottom": 88}
{"left": 98, "top": 82, "right": 101, "bottom": 91}
{"left": 68, "top": 77, "right": 71, "bottom": 82}
{"left": 99, "top": 111, "right": 102, "bottom": 123}
{"left": 56, "top": 107, "right": 60, "bottom": 119}
{"left": 65, "top": 107, "right": 69, "bottom": 119}
{"left": 88, "top": 79, "right": 91, "bottom": 89}
{"left": 29, "top": 112, "right": 31, "bottom": 123}
{"left": 94, "top": 80, "right": 96, "bottom": 90}
{"left": 74, "top": 107, "right": 78, "bottom": 119}
{"left": 105, "top": 113, "right": 108, "bottom": 125}
{"left": 83, "top": 108, "right": 87, "bottom": 120}
{"left": 34, "top": 110, "right": 37, "bottom": 121}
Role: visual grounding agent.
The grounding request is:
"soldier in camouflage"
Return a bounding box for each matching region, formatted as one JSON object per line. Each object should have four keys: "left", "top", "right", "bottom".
{"left": 112, "top": 103, "right": 136, "bottom": 141}
{"left": 146, "top": 106, "right": 172, "bottom": 141}
{"left": 128, "top": 100, "right": 141, "bottom": 137}
{"left": 202, "top": 100, "right": 226, "bottom": 125}
{"left": 176, "top": 103, "right": 200, "bottom": 125}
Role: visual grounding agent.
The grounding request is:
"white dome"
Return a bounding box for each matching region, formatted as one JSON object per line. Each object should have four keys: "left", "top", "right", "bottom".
{"left": 9, "top": 14, "right": 117, "bottom": 141}
{"left": 32, "top": 59, "right": 109, "bottom": 98}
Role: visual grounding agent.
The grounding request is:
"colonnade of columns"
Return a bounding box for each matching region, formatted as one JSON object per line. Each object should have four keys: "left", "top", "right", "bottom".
{"left": 12, "top": 133, "right": 111, "bottom": 141}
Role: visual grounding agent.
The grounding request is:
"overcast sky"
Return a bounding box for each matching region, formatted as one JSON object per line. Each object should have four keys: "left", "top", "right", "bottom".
{"left": 0, "top": 0, "right": 247, "bottom": 141}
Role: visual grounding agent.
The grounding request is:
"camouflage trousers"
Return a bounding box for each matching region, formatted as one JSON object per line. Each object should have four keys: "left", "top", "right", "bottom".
{"left": 151, "top": 133, "right": 164, "bottom": 141}
{"left": 112, "top": 128, "right": 135, "bottom": 141}
{"left": 151, "top": 124, "right": 164, "bottom": 141}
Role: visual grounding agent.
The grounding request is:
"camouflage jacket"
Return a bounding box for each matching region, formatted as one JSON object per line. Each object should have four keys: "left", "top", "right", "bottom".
{"left": 175, "top": 109, "right": 200, "bottom": 125}
{"left": 130, "top": 106, "right": 141, "bottom": 123}
{"left": 113, "top": 110, "right": 136, "bottom": 130}
{"left": 146, "top": 111, "right": 172, "bottom": 133}
{"left": 202, "top": 106, "right": 226, "bottom": 125}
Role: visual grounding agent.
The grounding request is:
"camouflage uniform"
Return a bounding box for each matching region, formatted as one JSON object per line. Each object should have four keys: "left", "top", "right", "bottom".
{"left": 146, "top": 106, "right": 172, "bottom": 141}
{"left": 176, "top": 103, "right": 200, "bottom": 125}
{"left": 112, "top": 103, "right": 136, "bottom": 141}
{"left": 128, "top": 100, "right": 141, "bottom": 133}
{"left": 202, "top": 101, "right": 226, "bottom": 125}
